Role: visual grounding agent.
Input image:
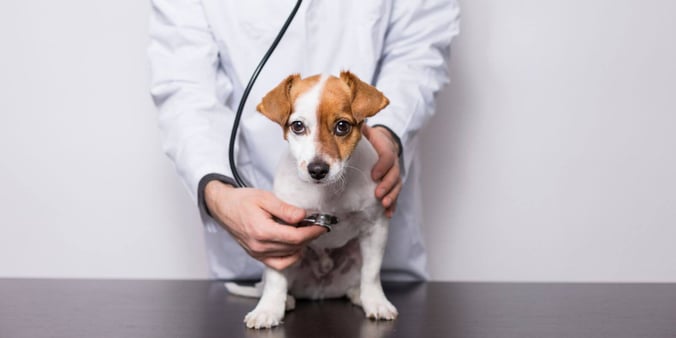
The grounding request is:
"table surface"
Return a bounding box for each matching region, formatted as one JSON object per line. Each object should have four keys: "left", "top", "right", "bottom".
{"left": 1, "top": 279, "right": 675, "bottom": 338}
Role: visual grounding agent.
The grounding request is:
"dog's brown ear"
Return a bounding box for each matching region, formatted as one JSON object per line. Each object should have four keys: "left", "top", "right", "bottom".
{"left": 257, "top": 74, "right": 300, "bottom": 126}
{"left": 339, "top": 71, "right": 389, "bottom": 121}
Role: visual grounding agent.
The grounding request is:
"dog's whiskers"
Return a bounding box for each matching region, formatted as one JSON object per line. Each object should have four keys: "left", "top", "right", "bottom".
{"left": 345, "top": 164, "right": 370, "bottom": 182}
{"left": 332, "top": 172, "right": 347, "bottom": 194}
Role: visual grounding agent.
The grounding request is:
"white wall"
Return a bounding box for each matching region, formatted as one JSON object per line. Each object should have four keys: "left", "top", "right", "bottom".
{"left": 0, "top": 0, "right": 208, "bottom": 278}
{"left": 421, "top": 0, "right": 676, "bottom": 281}
{"left": 1, "top": 0, "right": 674, "bottom": 281}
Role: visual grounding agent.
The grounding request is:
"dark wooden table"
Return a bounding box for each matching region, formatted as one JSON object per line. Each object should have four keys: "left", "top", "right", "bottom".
{"left": 1, "top": 279, "right": 675, "bottom": 338}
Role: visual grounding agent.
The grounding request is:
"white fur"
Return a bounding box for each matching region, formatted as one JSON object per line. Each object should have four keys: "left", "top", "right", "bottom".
{"left": 287, "top": 75, "right": 328, "bottom": 183}
{"left": 228, "top": 76, "right": 397, "bottom": 328}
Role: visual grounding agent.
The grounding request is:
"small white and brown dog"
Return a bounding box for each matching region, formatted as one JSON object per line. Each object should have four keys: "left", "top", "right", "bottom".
{"left": 226, "top": 71, "right": 397, "bottom": 329}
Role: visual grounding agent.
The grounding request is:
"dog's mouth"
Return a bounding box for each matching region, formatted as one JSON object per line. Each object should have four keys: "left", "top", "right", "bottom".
{"left": 304, "top": 174, "right": 336, "bottom": 185}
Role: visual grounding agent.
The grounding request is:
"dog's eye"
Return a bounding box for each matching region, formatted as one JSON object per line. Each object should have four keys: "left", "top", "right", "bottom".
{"left": 290, "top": 121, "right": 306, "bottom": 135}
{"left": 334, "top": 120, "right": 352, "bottom": 136}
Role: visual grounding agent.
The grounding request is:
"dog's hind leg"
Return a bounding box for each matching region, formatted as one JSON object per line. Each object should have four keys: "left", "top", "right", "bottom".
{"left": 346, "top": 286, "right": 361, "bottom": 306}
{"left": 285, "top": 294, "right": 296, "bottom": 311}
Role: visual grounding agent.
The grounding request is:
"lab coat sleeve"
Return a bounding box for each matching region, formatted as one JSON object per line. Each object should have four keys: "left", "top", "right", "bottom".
{"left": 148, "top": 0, "right": 235, "bottom": 204}
{"left": 368, "top": 0, "right": 460, "bottom": 177}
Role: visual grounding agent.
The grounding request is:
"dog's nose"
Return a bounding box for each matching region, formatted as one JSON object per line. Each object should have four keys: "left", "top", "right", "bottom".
{"left": 308, "top": 161, "right": 329, "bottom": 180}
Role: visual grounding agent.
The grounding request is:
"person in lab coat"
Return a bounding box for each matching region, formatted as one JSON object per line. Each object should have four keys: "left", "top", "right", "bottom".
{"left": 148, "top": 0, "right": 460, "bottom": 281}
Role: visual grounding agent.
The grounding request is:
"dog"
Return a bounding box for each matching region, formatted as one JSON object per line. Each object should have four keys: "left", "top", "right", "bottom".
{"left": 226, "top": 71, "right": 397, "bottom": 329}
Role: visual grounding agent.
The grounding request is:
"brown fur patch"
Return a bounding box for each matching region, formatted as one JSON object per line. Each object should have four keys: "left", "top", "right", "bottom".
{"left": 315, "top": 74, "right": 389, "bottom": 163}
{"left": 256, "top": 74, "right": 299, "bottom": 138}
{"left": 339, "top": 71, "right": 390, "bottom": 121}
{"left": 288, "top": 74, "right": 323, "bottom": 102}
{"left": 315, "top": 76, "right": 360, "bottom": 162}
{"left": 257, "top": 74, "right": 323, "bottom": 138}
{"left": 284, "top": 75, "right": 322, "bottom": 139}
{"left": 257, "top": 72, "right": 389, "bottom": 159}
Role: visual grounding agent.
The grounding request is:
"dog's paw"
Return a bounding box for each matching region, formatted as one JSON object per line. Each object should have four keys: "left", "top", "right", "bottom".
{"left": 244, "top": 308, "right": 284, "bottom": 329}
{"left": 361, "top": 297, "right": 398, "bottom": 321}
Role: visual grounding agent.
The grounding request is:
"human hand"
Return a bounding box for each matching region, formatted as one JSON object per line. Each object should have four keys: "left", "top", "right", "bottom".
{"left": 204, "top": 181, "right": 327, "bottom": 270}
{"left": 363, "top": 125, "right": 402, "bottom": 218}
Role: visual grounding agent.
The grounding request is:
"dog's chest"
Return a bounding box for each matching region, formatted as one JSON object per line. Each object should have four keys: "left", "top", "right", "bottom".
{"left": 273, "top": 145, "right": 381, "bottom": 249}
{"left": 279, "top": 181, "right": 380, "bottom": 248}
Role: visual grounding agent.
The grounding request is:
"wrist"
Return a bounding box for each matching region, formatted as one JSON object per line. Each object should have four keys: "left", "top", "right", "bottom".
{"left": 204, "top": 180, "right": 235, "bottom": 213}
{"left": 198, "top": 173, "right": 238, "bottom": 218}
{"left": 372, "top": 124, "right": 402, "bottom": 157}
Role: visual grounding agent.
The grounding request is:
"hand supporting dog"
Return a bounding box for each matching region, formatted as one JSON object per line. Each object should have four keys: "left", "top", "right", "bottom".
{"left": 364, "top": 125, "right": 402, "bottom": 218}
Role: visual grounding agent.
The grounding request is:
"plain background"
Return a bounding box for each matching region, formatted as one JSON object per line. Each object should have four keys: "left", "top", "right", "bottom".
{"left": 1, "top": 0, "right": 674, "bottom": 282}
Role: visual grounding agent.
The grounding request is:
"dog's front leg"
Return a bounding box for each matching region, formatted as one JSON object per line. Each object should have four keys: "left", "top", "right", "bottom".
{"left": 358, "top": 217, "right": 398, "bottom": 320}
{"left": 244, "top": 268, "right": 289, "bottom": 329}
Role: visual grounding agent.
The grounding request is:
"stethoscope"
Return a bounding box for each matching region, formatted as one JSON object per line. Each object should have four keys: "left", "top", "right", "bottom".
{"left": 227, "top": 0, "right": 338, "bottom": 231}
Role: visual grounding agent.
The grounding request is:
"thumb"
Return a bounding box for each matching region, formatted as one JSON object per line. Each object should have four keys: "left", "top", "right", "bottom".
{"left": 263, "top": 251, "right": 303, "bottom": 271}
{"left": 260, "top": 193, "right": 306, "bottom": 225}
{"left": 362, "top": 124, "right": 372, "bottom": 140}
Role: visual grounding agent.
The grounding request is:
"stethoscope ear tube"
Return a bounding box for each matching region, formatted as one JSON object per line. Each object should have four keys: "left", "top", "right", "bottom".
{"left": 226, "top": 1, "right": 339, "bottom": 229}
{"left": 228, "top": 0, "right": 303, "bottom": 188}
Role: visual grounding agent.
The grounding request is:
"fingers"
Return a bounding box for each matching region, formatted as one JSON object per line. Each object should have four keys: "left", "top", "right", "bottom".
{"left": 379, "top": 172, "right": 401, "bottom": 218}
{"left": 244, "top": 212, "right": 326, "bottom": 256}
{"left": 241, "top": 237, "right": 299, "bottom": 258}
{"left": 364, "top": 124, "right": 402, "bottom": 217}
{"left": 258, "top": 191, "right": 306, "bottom": 224}
{"left": 372, "top": 153, "right": 395, "bottom": 182}
{"left": 210, "top": 187, "right": 327, "bottom": 271}
{"left": 375, "top": 161, "right": 401, "bottom": 200}
{"left": 364, "top": 125, "right": 400, "bottom": 181}
{"left": 370, "top": 140, "right": 395, "bottom": 181}
{"left": 256, "top": 192, "right": 329, "bottom": 244}
{"left": 385, "top": 202, "right": 397, "bottom": 219}
{"left": 381, "top": 177, "right": 403, "bottom": 209}
{"left": 265, "top": 223, "right": 327, "bottom": 245}
{"left": 383, "top": 178, "right": 401, "bottom": 218}
{"left": 262, "top": 251, "right": 303, "bottom": 271}
{"left": 241, "top": 192, "right": 329, "bottom": 267}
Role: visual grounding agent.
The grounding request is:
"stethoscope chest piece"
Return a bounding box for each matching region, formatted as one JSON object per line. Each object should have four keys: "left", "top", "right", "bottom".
{"left": 298, "top": 213, "right": 339, "bottom": 232}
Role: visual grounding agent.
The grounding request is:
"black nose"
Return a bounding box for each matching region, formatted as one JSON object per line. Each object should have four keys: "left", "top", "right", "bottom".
{"left": 308, "top": 161, "right": 329, "bottom": 180}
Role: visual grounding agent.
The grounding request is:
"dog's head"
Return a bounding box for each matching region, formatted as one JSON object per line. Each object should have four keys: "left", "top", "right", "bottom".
{"left": 257, "top": 71, "right": 389, "bottom": 184}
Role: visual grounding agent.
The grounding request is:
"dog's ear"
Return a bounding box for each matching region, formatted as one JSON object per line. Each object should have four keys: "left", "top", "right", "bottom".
{"left": 257, "top": 74, "right": 300, "bottom": 126}
{"left": 339, "top": 71, "right": 389, "bottom": 122}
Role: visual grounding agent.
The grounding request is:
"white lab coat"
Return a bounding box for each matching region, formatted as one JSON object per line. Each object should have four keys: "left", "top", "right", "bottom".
{"left": 148, "top": 0, "right": 460, "bottom": 281}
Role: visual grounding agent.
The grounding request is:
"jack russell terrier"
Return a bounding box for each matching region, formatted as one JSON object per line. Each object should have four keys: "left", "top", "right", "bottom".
{"left": 226, "top": 71, "right": 397, "bottom": 329}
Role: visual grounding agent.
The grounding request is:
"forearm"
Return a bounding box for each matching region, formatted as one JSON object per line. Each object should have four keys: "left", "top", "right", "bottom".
{"left": 148, "top": 0, "right": 236, "bottom": 203}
